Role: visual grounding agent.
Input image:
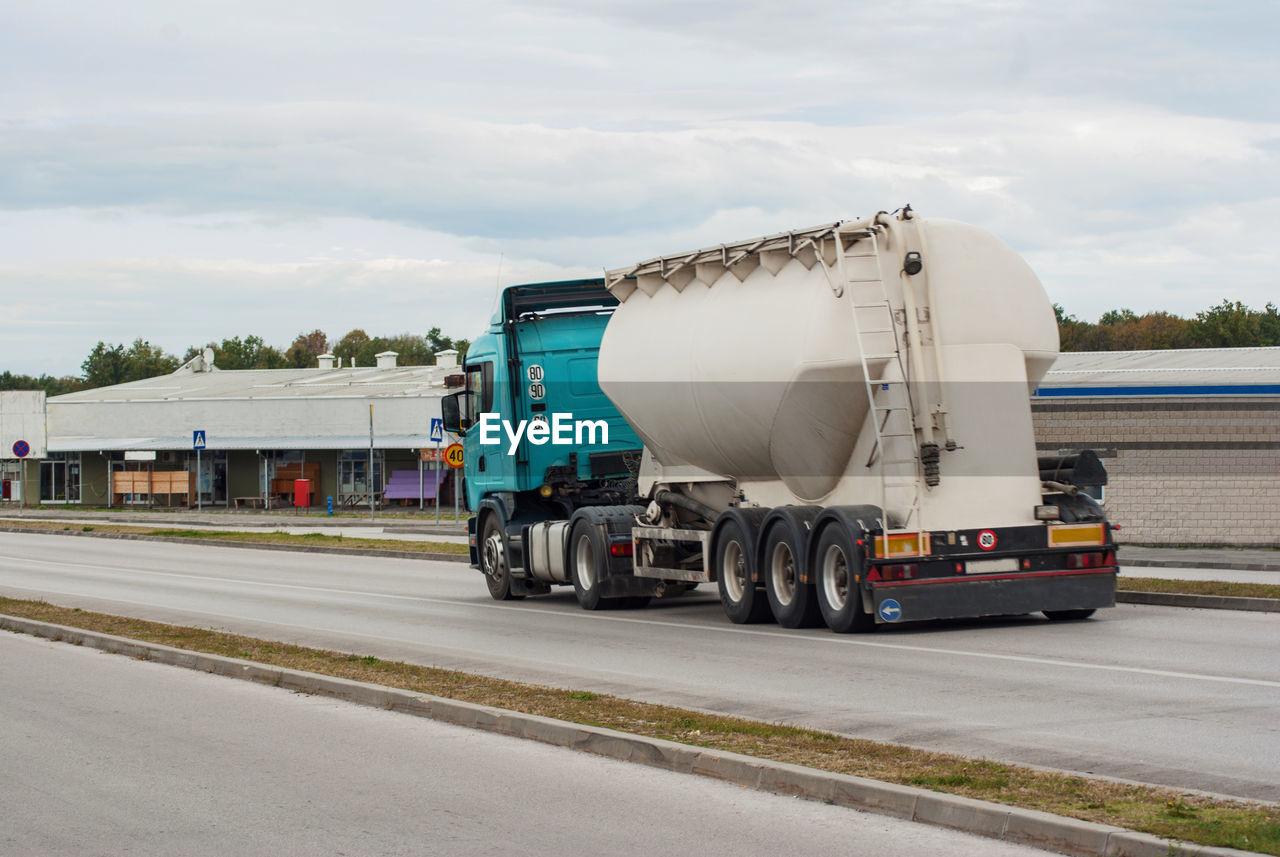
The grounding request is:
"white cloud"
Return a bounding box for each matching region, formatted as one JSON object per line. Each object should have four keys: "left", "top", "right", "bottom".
{"left": 1, "top": 1, "right": 1278, "bottom": 377}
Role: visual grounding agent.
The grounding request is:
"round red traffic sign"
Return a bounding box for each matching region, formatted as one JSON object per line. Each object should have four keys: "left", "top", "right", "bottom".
{"left": 445, "top": 443, "right": 464, "bottom": 469}
{"left": 977, "top": 529, "right": 997, "bottom": 551}
{"left": 12, "top": 440, "right": 30, "bottom": 458}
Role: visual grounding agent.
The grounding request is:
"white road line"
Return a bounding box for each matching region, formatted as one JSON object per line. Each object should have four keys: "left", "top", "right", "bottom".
{"left": 2, "top": 553, "right": 1279, "bottom": 690}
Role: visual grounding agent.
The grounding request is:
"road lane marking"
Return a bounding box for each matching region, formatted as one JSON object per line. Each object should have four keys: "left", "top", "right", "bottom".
{"left": 2, "top": 553, "right": 1279, "bottom": 690}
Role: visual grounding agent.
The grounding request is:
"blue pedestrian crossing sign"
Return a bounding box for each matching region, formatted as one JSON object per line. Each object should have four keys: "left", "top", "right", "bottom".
{"left": 193, "top": 430, "right": 207, "bottom": 450}
{"left": 429, "top": 418, "right": 444, "bottom": 443}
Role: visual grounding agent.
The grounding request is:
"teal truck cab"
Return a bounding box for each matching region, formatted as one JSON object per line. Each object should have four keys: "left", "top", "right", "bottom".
{"left": 442, "top": 279, "right": 651, "bottom": 602}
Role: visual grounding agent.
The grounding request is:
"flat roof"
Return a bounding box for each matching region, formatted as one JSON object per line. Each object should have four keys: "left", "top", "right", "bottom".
{"left": 1037, "top": 347, "right": 1280, "bottom": 396}
{"left": 51, "top": 363, "right": 458, "bottom": 404}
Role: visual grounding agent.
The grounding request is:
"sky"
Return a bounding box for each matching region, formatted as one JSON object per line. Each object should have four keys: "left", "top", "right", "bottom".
{"left": 2, "top": 0, "right": 1278, "bottom": 376}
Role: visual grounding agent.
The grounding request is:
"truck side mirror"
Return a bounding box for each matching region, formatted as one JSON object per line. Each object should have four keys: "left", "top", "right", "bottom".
{"left": 442, "top": 391, "right": 470, "bottom": 435}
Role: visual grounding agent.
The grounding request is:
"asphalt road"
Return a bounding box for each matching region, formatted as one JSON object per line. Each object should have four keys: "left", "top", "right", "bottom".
{"left": 1, "top": 532, "right": 1276, "bottom": 803}
{"left": 2, "top": 632, "right": 1058, "bottom": 857}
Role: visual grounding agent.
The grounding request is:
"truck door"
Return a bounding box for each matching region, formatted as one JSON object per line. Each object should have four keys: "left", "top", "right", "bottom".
{"left": 460, "top": 360, "right": 518, "bottom": 499}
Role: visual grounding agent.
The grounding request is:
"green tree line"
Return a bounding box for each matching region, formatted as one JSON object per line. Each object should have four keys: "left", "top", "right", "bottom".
{"left": 1056, "top": 300, "right": 1280, "bottom": 351}
{"left": 2, "top": 328, "right": 470, "bottom": 395}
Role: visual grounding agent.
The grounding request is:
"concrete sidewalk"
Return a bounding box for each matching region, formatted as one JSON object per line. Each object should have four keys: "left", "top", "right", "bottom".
{"left": 1119, "top": 545, "right": 1280, "bottom": 573}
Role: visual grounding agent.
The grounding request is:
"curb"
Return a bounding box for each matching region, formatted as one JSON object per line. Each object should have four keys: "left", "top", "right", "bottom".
{"left": 1116, "top": 590, "right": 1280, "bottom": 613}
{"left": 0, "top": 613, "right": 1258, "bottom": 857}
{"left": 0, "top": 525, "right": 468, "bottom": 564}
{"left": 1124, "top": 558, "right": 1280, "bottom": 573}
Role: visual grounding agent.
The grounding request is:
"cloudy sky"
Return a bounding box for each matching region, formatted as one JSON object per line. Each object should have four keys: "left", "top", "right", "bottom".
{"left": 2, "top": 0, "right": 1277, "bottom": 376}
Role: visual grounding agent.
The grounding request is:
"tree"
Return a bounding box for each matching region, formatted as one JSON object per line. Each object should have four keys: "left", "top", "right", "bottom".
{"left": 1054, "top": 304, "right": 1092, "bottom": 352}
{"left": 1130, "top": 312, "right": 1192, "bottom": 350}
{"left": 333, "top": 329, "right": 371, "bottom": 366}
{"left": 383, "top": 333, "right": 433, "bottom": 365}
{"left": 80, "top": 339, "right": 179, "bottom": 388}
{"left": 126, "top": 338, "right": 180, "bottom": 378}
{"left": 1260, "top": 303, "right": 1280, "bottom": 346}
{"left": 213, "top": 335, "right": 287, "bottom": 370}
{"left": 81, "top": 342, "right": 128, "bottom": 387}
{"left": 0, "top": 372, "right": 88, "bottom": 396}
{"left": 286, "top": 329, "right": 329, "bottom": 368}
{"left": 1189, "top": 300, "right": 1264, "bottom": 348}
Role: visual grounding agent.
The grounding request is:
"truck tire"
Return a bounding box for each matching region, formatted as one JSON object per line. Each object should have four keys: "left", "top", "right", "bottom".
{"left": 569, "top": 519, "right": 610, "bottom": 611}
{"left": 1043, "top": 608, "right": 1096, "bottom": 620}
{"left": 761, "top": 523, "right": 822, "bottom": 629}
{"left": 480, "top": 514, "right": 522, "bottom": 602}
{"left": 715, "top": 519, "right": 772, "bottom": 624}
{"left": 813, "top": 524, "right": 874, "bottom": 633}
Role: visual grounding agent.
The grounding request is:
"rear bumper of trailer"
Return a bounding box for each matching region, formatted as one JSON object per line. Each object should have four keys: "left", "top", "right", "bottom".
{"left": 869, "top": 569, "right": 1117, "bottom": 624}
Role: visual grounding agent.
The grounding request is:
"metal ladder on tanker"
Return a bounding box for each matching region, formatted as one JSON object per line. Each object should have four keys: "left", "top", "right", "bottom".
{"left": 836, "top": 230, "right": 924, "bottom": 538}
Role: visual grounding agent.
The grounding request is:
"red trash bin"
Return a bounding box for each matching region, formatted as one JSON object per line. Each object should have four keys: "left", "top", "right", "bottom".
{"left": 293, "top": 478, "right": 312, "bottom": 507}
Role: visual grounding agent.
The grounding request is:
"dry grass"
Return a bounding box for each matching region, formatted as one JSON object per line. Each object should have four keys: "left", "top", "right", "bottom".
{"left": 1, "top": 595, "right": 1275, "bottom": 854}
{"left": 0, "top": 519, "right": 468, "bottom": 555}
{"left": 1120, "top": 576, "right": 1280, "bottom": 600}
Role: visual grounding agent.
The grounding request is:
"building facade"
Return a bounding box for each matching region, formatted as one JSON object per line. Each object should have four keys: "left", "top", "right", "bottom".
{"left": 1032, "top": 348, "right": 1280, "bottom": 546}
{"left": 2, "top": 350, "right": 464, "bottom": 511}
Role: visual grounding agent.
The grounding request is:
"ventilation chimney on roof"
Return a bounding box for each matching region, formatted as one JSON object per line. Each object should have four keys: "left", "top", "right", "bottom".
{"left": 435, "top": 349, "right": 459, "bottom": 369}
{"left": 317, "top": 353, "right": 335, "bottom": 370}
{"left": 375, "top": 350, "right": 399, "bottom": 369}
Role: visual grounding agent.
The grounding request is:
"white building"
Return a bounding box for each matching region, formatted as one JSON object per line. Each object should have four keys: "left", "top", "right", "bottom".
{"left": 2, "top": 350, "right": 463, "bottom": 509}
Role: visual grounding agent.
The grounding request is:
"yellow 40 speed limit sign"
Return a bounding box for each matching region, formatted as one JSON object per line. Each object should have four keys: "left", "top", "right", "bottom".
{"left": 444, "top": 443, "right": 464, "bottom": 468}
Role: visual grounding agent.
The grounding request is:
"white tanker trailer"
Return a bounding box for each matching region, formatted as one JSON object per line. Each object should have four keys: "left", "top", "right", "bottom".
{"left": 448, "top": 207, "right": 1116, "bottom": 632}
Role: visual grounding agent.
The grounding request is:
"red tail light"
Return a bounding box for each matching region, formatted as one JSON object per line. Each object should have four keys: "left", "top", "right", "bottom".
{"left": 882, "top": 563, "right": 919, "bottom": 580}
{"left": 610, "top": 541, "right": 633, "bottom": 558}
{"left": 1066, "top": 551, "right": 1112, "bottom": 569}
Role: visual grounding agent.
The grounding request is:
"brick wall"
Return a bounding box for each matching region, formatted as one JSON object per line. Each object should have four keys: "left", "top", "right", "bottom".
{"left": 1032, "top": 398, "right": 1280, "bottom": 546}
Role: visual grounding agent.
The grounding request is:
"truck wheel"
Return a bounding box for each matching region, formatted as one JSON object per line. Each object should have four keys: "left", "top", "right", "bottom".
{"left": 715, "top": 520, "right": 772, "bottom": 624}
{"left": 1043, "top": 608, "right": 1096, "bottom": 620}
{"left": 813, "top": 525, "right": 874, "bottom": 633}
{"left": 569, "top": 520, "right": 610, "bottom": 611}
{"left": 480, "top": 514, "right": 522, "bottom": 601}
{"left": 762, "top": 524, "right": 822, "bottom": 629}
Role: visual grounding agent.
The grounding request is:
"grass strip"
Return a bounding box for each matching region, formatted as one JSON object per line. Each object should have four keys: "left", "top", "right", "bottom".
{"left": 1, "top": 595, "right": 1275, "bottom": 854}
{"left": 1120, "top": 577, "right": 1280, "bottom": 600}
{"left": 0, "top": 519, "right": 468, "bottom": 555}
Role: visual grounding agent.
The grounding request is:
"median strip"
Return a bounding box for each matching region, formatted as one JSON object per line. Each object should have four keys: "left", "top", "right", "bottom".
{"left": 0, "top": 596, "right": 1274, "bottom": 856}
{"left": 0, "top": 520, "right": 468, "bottom": 560}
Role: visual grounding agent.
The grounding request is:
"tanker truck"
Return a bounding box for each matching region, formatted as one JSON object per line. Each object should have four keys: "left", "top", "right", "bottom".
{"left": 441, "top": 207, "right": 1116, "bottom": 632}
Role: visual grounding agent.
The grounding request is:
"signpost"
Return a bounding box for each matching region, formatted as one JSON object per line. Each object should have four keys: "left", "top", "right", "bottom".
{"left": 429, "top": 418, "right": 444, "bottom": 523}
{"left": 192, "top": 430, "right": 206, "bottom": 511}
{"left": 11, "top": 440, "right": 28, "bottom": 512}
{"left": 2, "top": 391, "right": 48, "bottom": 513}
{"left": 445, "top": 442, "right": 464, "bottom": 522}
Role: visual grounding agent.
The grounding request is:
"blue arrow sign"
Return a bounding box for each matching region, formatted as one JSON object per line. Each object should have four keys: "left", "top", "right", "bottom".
{"left": 429, "top": 418, "right": 444, "bottom": 443}
{"left": 193, "top": 430, "right": 207, "bottom": 450}
{"left": 878, "top": 599, "right": 902, "bottom": 623}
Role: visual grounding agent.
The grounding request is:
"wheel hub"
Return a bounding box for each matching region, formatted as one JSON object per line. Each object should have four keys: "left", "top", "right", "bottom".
{"left": 483, "top": 533, "right": 505, "bottom": 580}
{"left": 771, "top": 542, "right": 797, "bottom": 607}
{"left": 822, "top": 545, "right": 849, "bottom": 610}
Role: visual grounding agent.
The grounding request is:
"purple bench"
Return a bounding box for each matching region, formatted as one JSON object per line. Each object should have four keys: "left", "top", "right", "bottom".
{"left": 383, "top": 469, "right": 448, "bottom": 501}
